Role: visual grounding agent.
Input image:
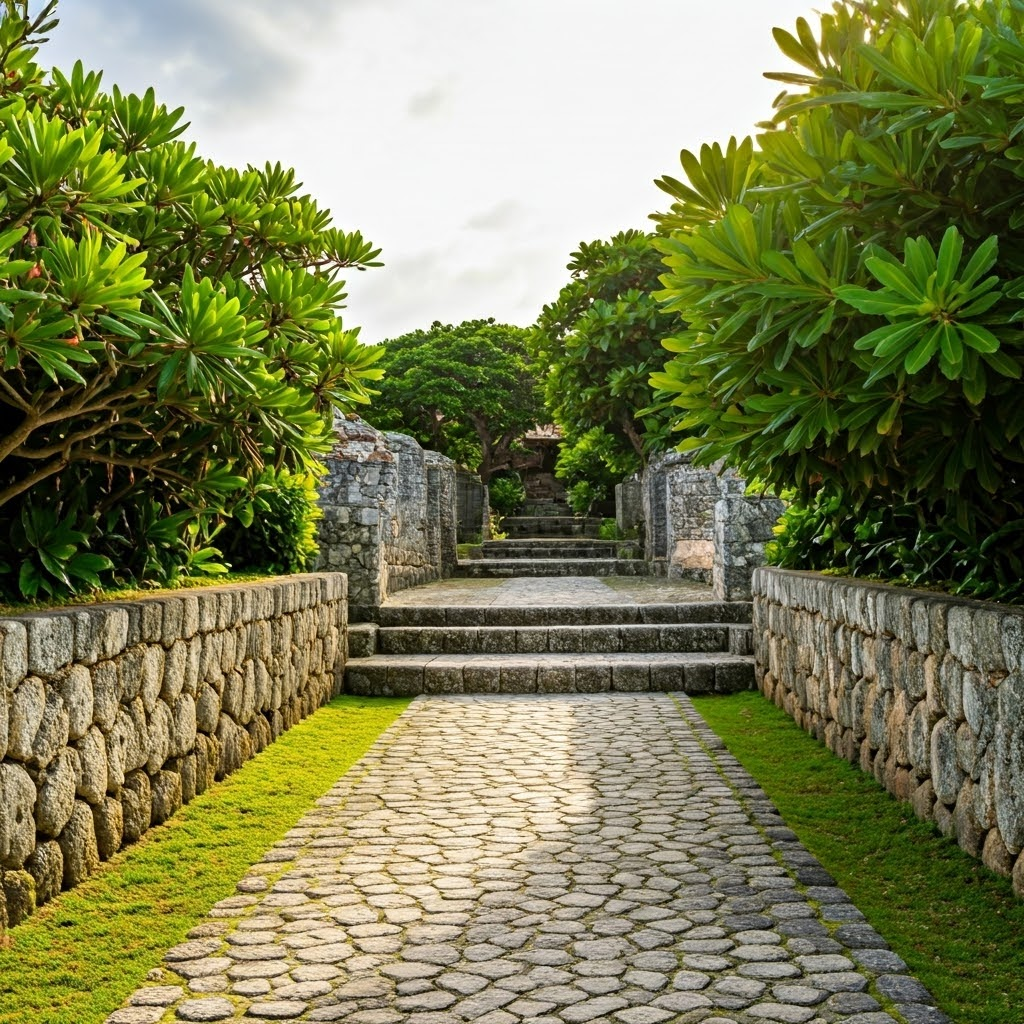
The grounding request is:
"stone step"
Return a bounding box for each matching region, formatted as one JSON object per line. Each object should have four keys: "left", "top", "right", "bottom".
{"left": 500, "top": 516, "right": 603, "bottom": 539}
{"left": 349, "top": 622, "right": 752, "bottom": 658}
{"left": 456, "top": 558, "right": 647, "bottom": 578}
{"left": 344, "top": 652, "right": 755, "bottom": 697}
{"left": 369, "top": 602, "right": 752, "bottom": 628}
{"left": 479, "top": 540, "right": 619, "bottom": 559}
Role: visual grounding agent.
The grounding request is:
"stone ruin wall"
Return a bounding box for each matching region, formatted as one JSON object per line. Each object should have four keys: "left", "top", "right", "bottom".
{"left": 755, "top": 567, "right": 1024, "bottom": 898}
{"left": 0, "top": 574, "right": 347, "bottom": 931}
{"left": 316, "top": 417, "right": 457, "bottom": 621}
{"left": 640, "top": 452, "right": 784, "bottom": 601}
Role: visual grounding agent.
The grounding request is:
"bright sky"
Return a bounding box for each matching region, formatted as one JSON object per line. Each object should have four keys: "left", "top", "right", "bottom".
{"left": 44, "top": 0, "right": 816, "bottom": 345}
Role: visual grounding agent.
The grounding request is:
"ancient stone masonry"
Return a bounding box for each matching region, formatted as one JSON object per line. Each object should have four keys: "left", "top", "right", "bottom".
{"left": 316, "top": 417, "right": 457, "bottom": 621}
{"left": 754, "top": 567, "right": 1024, "bottom": 898}
{"left": 642, "top": 452, "right": 783, "bottom": 601}
{"left": 0, "top": 573, "right": 347, "bottom": 932}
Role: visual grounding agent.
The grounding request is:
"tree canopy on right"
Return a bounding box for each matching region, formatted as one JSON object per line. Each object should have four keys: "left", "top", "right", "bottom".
{"left": 651, "top": 0, "right": 1024, "bottom": 602}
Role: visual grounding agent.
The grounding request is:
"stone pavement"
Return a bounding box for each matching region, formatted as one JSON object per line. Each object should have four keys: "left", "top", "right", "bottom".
{"left": 106, "top": 693, "right": 946, "bottom": 1024}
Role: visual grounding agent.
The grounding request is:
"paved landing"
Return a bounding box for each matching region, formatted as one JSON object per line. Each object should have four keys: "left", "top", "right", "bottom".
{"left": 385, "top": 578, "right": 714, "bottom": 607}
{"left": 107, "top": 695, "right": 945, "bottom": 1024}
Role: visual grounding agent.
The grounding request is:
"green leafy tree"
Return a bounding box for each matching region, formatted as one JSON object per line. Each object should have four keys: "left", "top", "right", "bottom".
{"left": 371, "top": 319, "right": 542, "bottom": 485}
{"left": 531, "top": 230, "right": 677, "bottom": 463}
{"left": 651, "top": 0, "right": 1024, "bottom": 601}
{"left": 0, "top": 1, "right": 383, "bottom": 599}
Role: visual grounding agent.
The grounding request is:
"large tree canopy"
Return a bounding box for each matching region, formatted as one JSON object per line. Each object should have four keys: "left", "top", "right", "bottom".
{"left": 651, "top": 0, "right": 1024, "bottom": 600}
{"left": 530, "top": 229, "right": 677, "bottom": 461}
{"left": 0, "top": 1, "right": 383, "bottom": 599}
{"left": 370, "top": 319, "right": 541, "bottom": 484}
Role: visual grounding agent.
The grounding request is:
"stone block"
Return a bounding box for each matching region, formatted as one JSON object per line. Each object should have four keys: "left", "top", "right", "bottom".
{"left": 58, "top": 799, "right": 100, "bottom": 887}
{"left": 650, "top": 663, "right": 684, "bottom": 692}
{"left": 120, "top": 645, "right": 146, "bottom": 704}
{"left": 151, "top": 770, "right": 183, "bottom": 826}
{"left": 93, "top": 797, "right": 124, "bottom": 860}
{"left": 56, "top": 664, "right": 93, "bottom": 741}
{"left": 145, "top": 700, "right": 174, "bottom": 775}
{"left": 2, "top": 869, "right": 35, "bottom": 926}
{"left": 499, "top": 663, "right": 537, "bottom": 694}
{"left": 122, "top": 770, "right": 152, "bottom": 844}
{"left": 26, "top": 840, "right": 63, "bottom": 904}
{"left": 36, "top": 749, "right": 80, "bottom": 838}
{"left": 538, "top": 662, "right": 575, "bottom": 693}
{"left": 947, "top": 606, "right": 975, "bottom": 668}
{"left": 611, "top": 663, "right": 649, "bottom": 692}
{"left": 0, "top": 762, "right": 36, "bottom": 869}
{"left": 930, "top": 718, "right": 963, "bottom": 806}
{"left": 423, "top": 664, "right": 463, "bottom": 695}
{"left": 25, "top": 614, "right": 74, "bottom": 677}
{"left": 0, "top": 620, "right": 28, "bottom": 690}
{"left": 715, "top": 661, "right": 755, "bottom": 693}
{"left": 953, "top": 782, "right": 985, "bottom": 858}
{"left": 981, "top": 827, "right": 1014, "bottom": 878}
{"left": 91, "top": 660, "right": 119, "bottom": 731}
{"left": 995, "top": 672, "right": 1024, "bottom": 853}
{"left": 31, "top": 685, "right": 70, "bottom": 769}
{"left": 7, "top": 675, "right": 45, "bottom": 763}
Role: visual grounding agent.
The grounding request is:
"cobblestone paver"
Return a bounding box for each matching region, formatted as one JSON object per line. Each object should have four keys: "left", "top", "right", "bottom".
{"left": 107, "top": 694, "right": 947, "bottom": 1024}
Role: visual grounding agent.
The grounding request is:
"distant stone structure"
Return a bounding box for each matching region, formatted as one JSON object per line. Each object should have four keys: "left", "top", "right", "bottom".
{"left": 316, "top": 417, "right": 457, "bottom": 621}
{"left": 638, "top": 451, "right": 783, "bottom": 601}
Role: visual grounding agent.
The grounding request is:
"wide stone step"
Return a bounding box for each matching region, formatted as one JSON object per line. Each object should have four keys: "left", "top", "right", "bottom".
{"left": 456, "top": 558, "right": 647, "bottom": 578}
{"left": 500, "top": 516, "right": 603, "bottom": 539}
{"left": 351, "top": 622, "right": 752, "bottom": 658}
{"left": 371, "top": 601, "right": 752, "bottom": 628}
{"left": 344, "top": 652, "right": 755, "bottom": 697}
{"left": 480, "top": 540, "right": 620, "bottom": 559}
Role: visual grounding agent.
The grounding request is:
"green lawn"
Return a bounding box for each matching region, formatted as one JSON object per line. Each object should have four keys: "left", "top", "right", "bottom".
{"left": 692, "top": 691, "right": 1024, "bottom": 1024}
{"left": 0, "top": 696, "right": 409, "bottom": 1024}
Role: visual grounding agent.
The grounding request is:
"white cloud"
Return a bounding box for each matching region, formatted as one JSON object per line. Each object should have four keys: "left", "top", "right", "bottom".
{"left": 44, "top": 0, "right": 819, "bottom": 343}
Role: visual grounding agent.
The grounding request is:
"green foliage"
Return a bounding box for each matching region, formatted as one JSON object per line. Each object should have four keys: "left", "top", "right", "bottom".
{"left": 769, "top": 487, "right": 1024, "bottom": 603}
{"left": 651, "top": 0, "right": 1024, "bottom": 599}
{"left": 554, "top": 426, "right": 638, "bottom": 514}
{"left": 487, "top": 473, "right": 525, "bottom": 517}
{"left": 531, "top": 230, "right": 677, "bottom": 461}
{"left": 597, "top": 518, "right": 624, "bottom": 541}
{"left": 219, "top": 468, "right": 322, "bottom": 575}
{"left": 0, "top": 2, "right": 383, "bottom": 600}
{"left": 371, "top": 319, "right": 542, "bottom": 483}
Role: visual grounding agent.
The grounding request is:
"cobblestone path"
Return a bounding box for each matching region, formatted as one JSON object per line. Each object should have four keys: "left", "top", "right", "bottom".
{"left": 108, "top": 694, "right": 945, "bottom": 1024}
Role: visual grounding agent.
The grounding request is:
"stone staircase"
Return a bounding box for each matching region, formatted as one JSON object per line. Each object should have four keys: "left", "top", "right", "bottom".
{"left": 344, "top": 599, "right": 754, "bottom": 697}
{"left": 458, "top": 528, "right": 646, "bottom": 579}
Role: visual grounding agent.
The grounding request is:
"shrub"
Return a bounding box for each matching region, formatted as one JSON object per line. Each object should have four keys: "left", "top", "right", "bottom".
{"left": 651, "top": 0, "right": 1024, "bottom": 601}
{"left": 0, "top": 2, "right": 383, "bottom": 600}
{"left": 555, "top": 427, "right": 638, "bottom": 516}
{"left": 219, "top": 469, "right": 322, "bottom": 575}
{"left": 487, "top": 474, "right": 525, "bottom": 517}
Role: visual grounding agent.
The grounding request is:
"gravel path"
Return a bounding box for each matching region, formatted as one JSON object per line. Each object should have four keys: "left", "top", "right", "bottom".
{"left": 107, "top": 694, "right": 946, "bottom": 1024}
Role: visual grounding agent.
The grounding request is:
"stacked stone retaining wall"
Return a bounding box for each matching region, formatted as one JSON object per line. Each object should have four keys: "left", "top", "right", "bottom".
{"left": 754, "top": 567, "right": 1024, "bottom": 897}
{"left": 0, "top": 573, "right": 347, "bottom": 931}
{"left": 317, "top": 417, "right": 456, "bottom": 620}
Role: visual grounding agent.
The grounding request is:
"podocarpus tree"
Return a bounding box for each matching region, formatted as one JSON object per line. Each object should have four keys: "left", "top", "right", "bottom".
{"left": 531, "top": 230, "right": 676, "bottom": 463}
{"left": 0, "top": 1, "right": 383, "bottom": 599}
{"left": 651, "top": 0, "right": 1024, "bottom": 601}
{"left": 370, "top": 318, "right": 542, "bottom": 485}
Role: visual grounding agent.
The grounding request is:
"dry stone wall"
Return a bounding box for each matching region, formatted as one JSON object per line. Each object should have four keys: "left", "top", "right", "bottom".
{"left": 642, "top": 453, "right": 783, "bottom": 600}
{"left": 754, "top": 567, "right": 1024, "bottom": 897}
{"left": 0, "top": 573, "right": 347, "bottom": 931}
{"left": 316, "top": 417, "right": 457, "bottom": 621}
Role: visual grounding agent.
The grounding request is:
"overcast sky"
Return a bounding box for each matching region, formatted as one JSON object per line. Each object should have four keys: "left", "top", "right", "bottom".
{"left": 44, "top": 0, "right": 816, "bottom": 345}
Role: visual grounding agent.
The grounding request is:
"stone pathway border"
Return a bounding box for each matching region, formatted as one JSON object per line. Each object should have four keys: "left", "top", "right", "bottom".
{"left": 106, "top": 694, "right": 948, "bottom": 1024}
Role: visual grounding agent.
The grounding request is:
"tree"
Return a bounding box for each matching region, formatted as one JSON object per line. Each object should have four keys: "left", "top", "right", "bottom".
{"left": 370, "top": 319, "right": 542, "bottom": 485}
{"left": 0, "top": 1, "right": 383, "bottom": 599}
{"left": 651, "top": 0, "right": 1024, "bottom": 601}
{"left": 530, "top": 229, "right": 677, "bottom": 463}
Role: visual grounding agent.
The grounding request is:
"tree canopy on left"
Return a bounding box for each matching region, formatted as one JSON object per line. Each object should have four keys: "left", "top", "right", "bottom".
{"left": 369, "top": 319, "right": 541, "bottom": 485}
{"left": 0, "top": 0, "right": 384, "bottom": 600}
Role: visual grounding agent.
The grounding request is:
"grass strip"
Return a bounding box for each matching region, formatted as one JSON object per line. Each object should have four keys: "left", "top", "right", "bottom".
{"left": 0, "top": 695, "right": 410, "bottom": 1024}
{"left": 692, "top": 691, "right": 1024, "bottom": 1024}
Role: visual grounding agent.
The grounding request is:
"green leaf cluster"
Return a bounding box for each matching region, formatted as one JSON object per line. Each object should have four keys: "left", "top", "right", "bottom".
{"left": 530, "top": 230, "right": 677, "bottom": 463}
{"left": 0, "top": 2, "right": 383, "bottom": 599}
{"left": 652, "top": 0, "right": 1024, "bottom": 599}
{"left": 370, "top": 319, "right": 542, "bottom": 484}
